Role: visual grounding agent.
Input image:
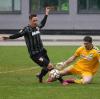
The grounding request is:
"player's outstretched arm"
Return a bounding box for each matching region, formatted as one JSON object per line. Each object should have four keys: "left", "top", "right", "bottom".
{"left": 3, "top": 36, "right": 10, "bottom": 40}
{"left": 39, "top": 7, "right": 51, "bottom": 28}
{"left": 56, "top": 55, "right": 77, "bottom": 69}
{"left": 0, "top": 28, "right": 26, "bottom": 40}
{"left": 0, "top": 35, "right": 9, "bottom": 40}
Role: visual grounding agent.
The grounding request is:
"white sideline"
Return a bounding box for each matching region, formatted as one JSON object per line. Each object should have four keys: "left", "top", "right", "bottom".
{"left": 0, "top": 67, "right": 39, "bottom": 74}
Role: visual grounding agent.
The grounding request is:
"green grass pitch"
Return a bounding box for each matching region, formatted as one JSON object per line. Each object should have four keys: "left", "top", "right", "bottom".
{"left": 0, "top": 46, "right": 100, "bottom": 99}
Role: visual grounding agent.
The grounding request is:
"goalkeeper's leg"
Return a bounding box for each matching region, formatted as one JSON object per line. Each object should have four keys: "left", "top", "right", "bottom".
{"left": 63, "top": 71, "right": 93, "bottom": 84}
{"left": 75, "top": 73, "right": 93, "bottom": 84}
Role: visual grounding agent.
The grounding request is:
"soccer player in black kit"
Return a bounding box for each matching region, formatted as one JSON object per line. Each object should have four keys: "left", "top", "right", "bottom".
{"left": 2, "top": 7, "right": 54, "bottom": 83}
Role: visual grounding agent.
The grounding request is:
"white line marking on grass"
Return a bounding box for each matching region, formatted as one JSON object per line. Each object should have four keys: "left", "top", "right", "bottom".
{"left": 0, "top": 67, "right": 39, "bottom": 74}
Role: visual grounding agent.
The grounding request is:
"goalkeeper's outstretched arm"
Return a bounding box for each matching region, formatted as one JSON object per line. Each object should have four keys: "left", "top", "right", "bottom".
{"left": 64, "top": 55, "right": 77, "bottom": 66}
{"left": 56, "top": 55, "right": 77, "bottom": 69}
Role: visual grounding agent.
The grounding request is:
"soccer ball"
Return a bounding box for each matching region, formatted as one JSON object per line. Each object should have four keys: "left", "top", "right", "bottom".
{"left": 49, "top": 69, "right": 60, "bottom": 79}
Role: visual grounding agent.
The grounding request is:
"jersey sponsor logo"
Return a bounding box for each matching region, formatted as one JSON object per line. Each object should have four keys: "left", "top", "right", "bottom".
{"left": 19, "top": 29, "right": 23, "bottom": 33}
{"left": 80, "top": 54, "right": 94, "bottom": 61}
{"left": 32, "top": 31, "right": 40, "bottom": 36}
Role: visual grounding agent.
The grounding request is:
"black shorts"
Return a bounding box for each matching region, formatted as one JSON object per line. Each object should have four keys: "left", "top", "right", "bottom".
{"left": 30, "top": 49, "right": 50, "bottom": 68}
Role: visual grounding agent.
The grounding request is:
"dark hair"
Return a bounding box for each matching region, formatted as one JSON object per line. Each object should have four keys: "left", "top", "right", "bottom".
{"left": 83, "top": 36, "right": 92, "bottom": 43}
{"left": 29, "top": 14, "right": 37, "bottom": 20}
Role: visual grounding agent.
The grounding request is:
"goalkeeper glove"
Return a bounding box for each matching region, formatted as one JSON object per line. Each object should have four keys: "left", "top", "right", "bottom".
{"left": 56, "top": 62, "right": 65, "bottom": 70}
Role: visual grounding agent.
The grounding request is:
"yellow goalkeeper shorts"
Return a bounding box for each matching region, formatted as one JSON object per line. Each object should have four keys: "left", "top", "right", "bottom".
{"left": 67, "top": 65, "right": 93, "bottom": 77}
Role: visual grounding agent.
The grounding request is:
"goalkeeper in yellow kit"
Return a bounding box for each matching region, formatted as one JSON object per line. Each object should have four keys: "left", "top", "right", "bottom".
{"left": 48, "top": 36, "right": 100, "bottom": 85}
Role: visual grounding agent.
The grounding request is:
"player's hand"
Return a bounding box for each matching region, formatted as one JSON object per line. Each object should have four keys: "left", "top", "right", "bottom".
{"left": 0, "top": 35, "right": 9, "bottom": 40}
{"left": 2, "top": 36, "right": 9, "bottom": 40}
{"left": 56, "top": 62, "right": 65, "bottom": 70}
{"left": 45, "top": 7, "right": 51, "bottom": 15}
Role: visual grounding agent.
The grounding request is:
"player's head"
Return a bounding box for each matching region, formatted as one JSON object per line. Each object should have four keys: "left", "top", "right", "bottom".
{"left": 29, "top": 14, "right": 38, "bottom": 27}
{"left": 83, "top": 36, "right": 93, "bottom": 50}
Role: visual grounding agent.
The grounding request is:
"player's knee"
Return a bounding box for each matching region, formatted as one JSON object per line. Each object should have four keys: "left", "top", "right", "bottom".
{"left": 82, "top": 80, "right": 91, "bottom": 84}
{"left": 82, "top": 77, "right": 92, "bottom": 84}
{"left": 74, "top": 78, "right": 92, "bottom": 84}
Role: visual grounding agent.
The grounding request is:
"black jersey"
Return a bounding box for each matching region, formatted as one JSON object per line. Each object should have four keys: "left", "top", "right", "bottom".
{"left": 9, "top": 15, "right": 48, "bottom": 56}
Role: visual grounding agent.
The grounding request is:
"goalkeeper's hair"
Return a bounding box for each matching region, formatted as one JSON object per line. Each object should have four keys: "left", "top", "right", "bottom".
{"left": 83, "top": 36, "right": 92, "bottom": 43}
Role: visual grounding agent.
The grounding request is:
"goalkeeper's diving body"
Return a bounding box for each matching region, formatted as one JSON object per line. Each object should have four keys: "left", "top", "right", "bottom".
{"left": 48, "top": 36, "right": 100, "bottom": 85}
{"left": 1, "top": 7, "right": 54, "bottom": 83}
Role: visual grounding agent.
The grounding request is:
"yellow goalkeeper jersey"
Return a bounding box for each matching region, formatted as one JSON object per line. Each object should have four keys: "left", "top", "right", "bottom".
{"left": 74, "top": 46, "right": 100, "bottom": 74}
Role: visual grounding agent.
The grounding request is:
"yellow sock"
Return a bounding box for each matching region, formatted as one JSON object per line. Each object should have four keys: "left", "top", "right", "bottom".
{"left": 74, "top": 79, "right": 83, "bottom": 84}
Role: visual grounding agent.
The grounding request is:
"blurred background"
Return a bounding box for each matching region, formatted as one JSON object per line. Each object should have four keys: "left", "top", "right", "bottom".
{"left": 0, "top": 0, "right": 100, "bottom": 45}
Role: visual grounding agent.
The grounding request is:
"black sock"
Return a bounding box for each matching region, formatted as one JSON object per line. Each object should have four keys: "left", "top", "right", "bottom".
{"left": 39, "top": 66, "right": 54, "bottom": 77}
{"left": 57, "top": 77, "right": 64, "bottom": 83}
{"left": 39, "top": 68, "right": 49, "bottom": 78}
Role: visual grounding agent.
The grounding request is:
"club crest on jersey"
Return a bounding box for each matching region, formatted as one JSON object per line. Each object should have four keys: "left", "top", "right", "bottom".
{"left": 32, "top": 30, "right": 40, "bottom": 36}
